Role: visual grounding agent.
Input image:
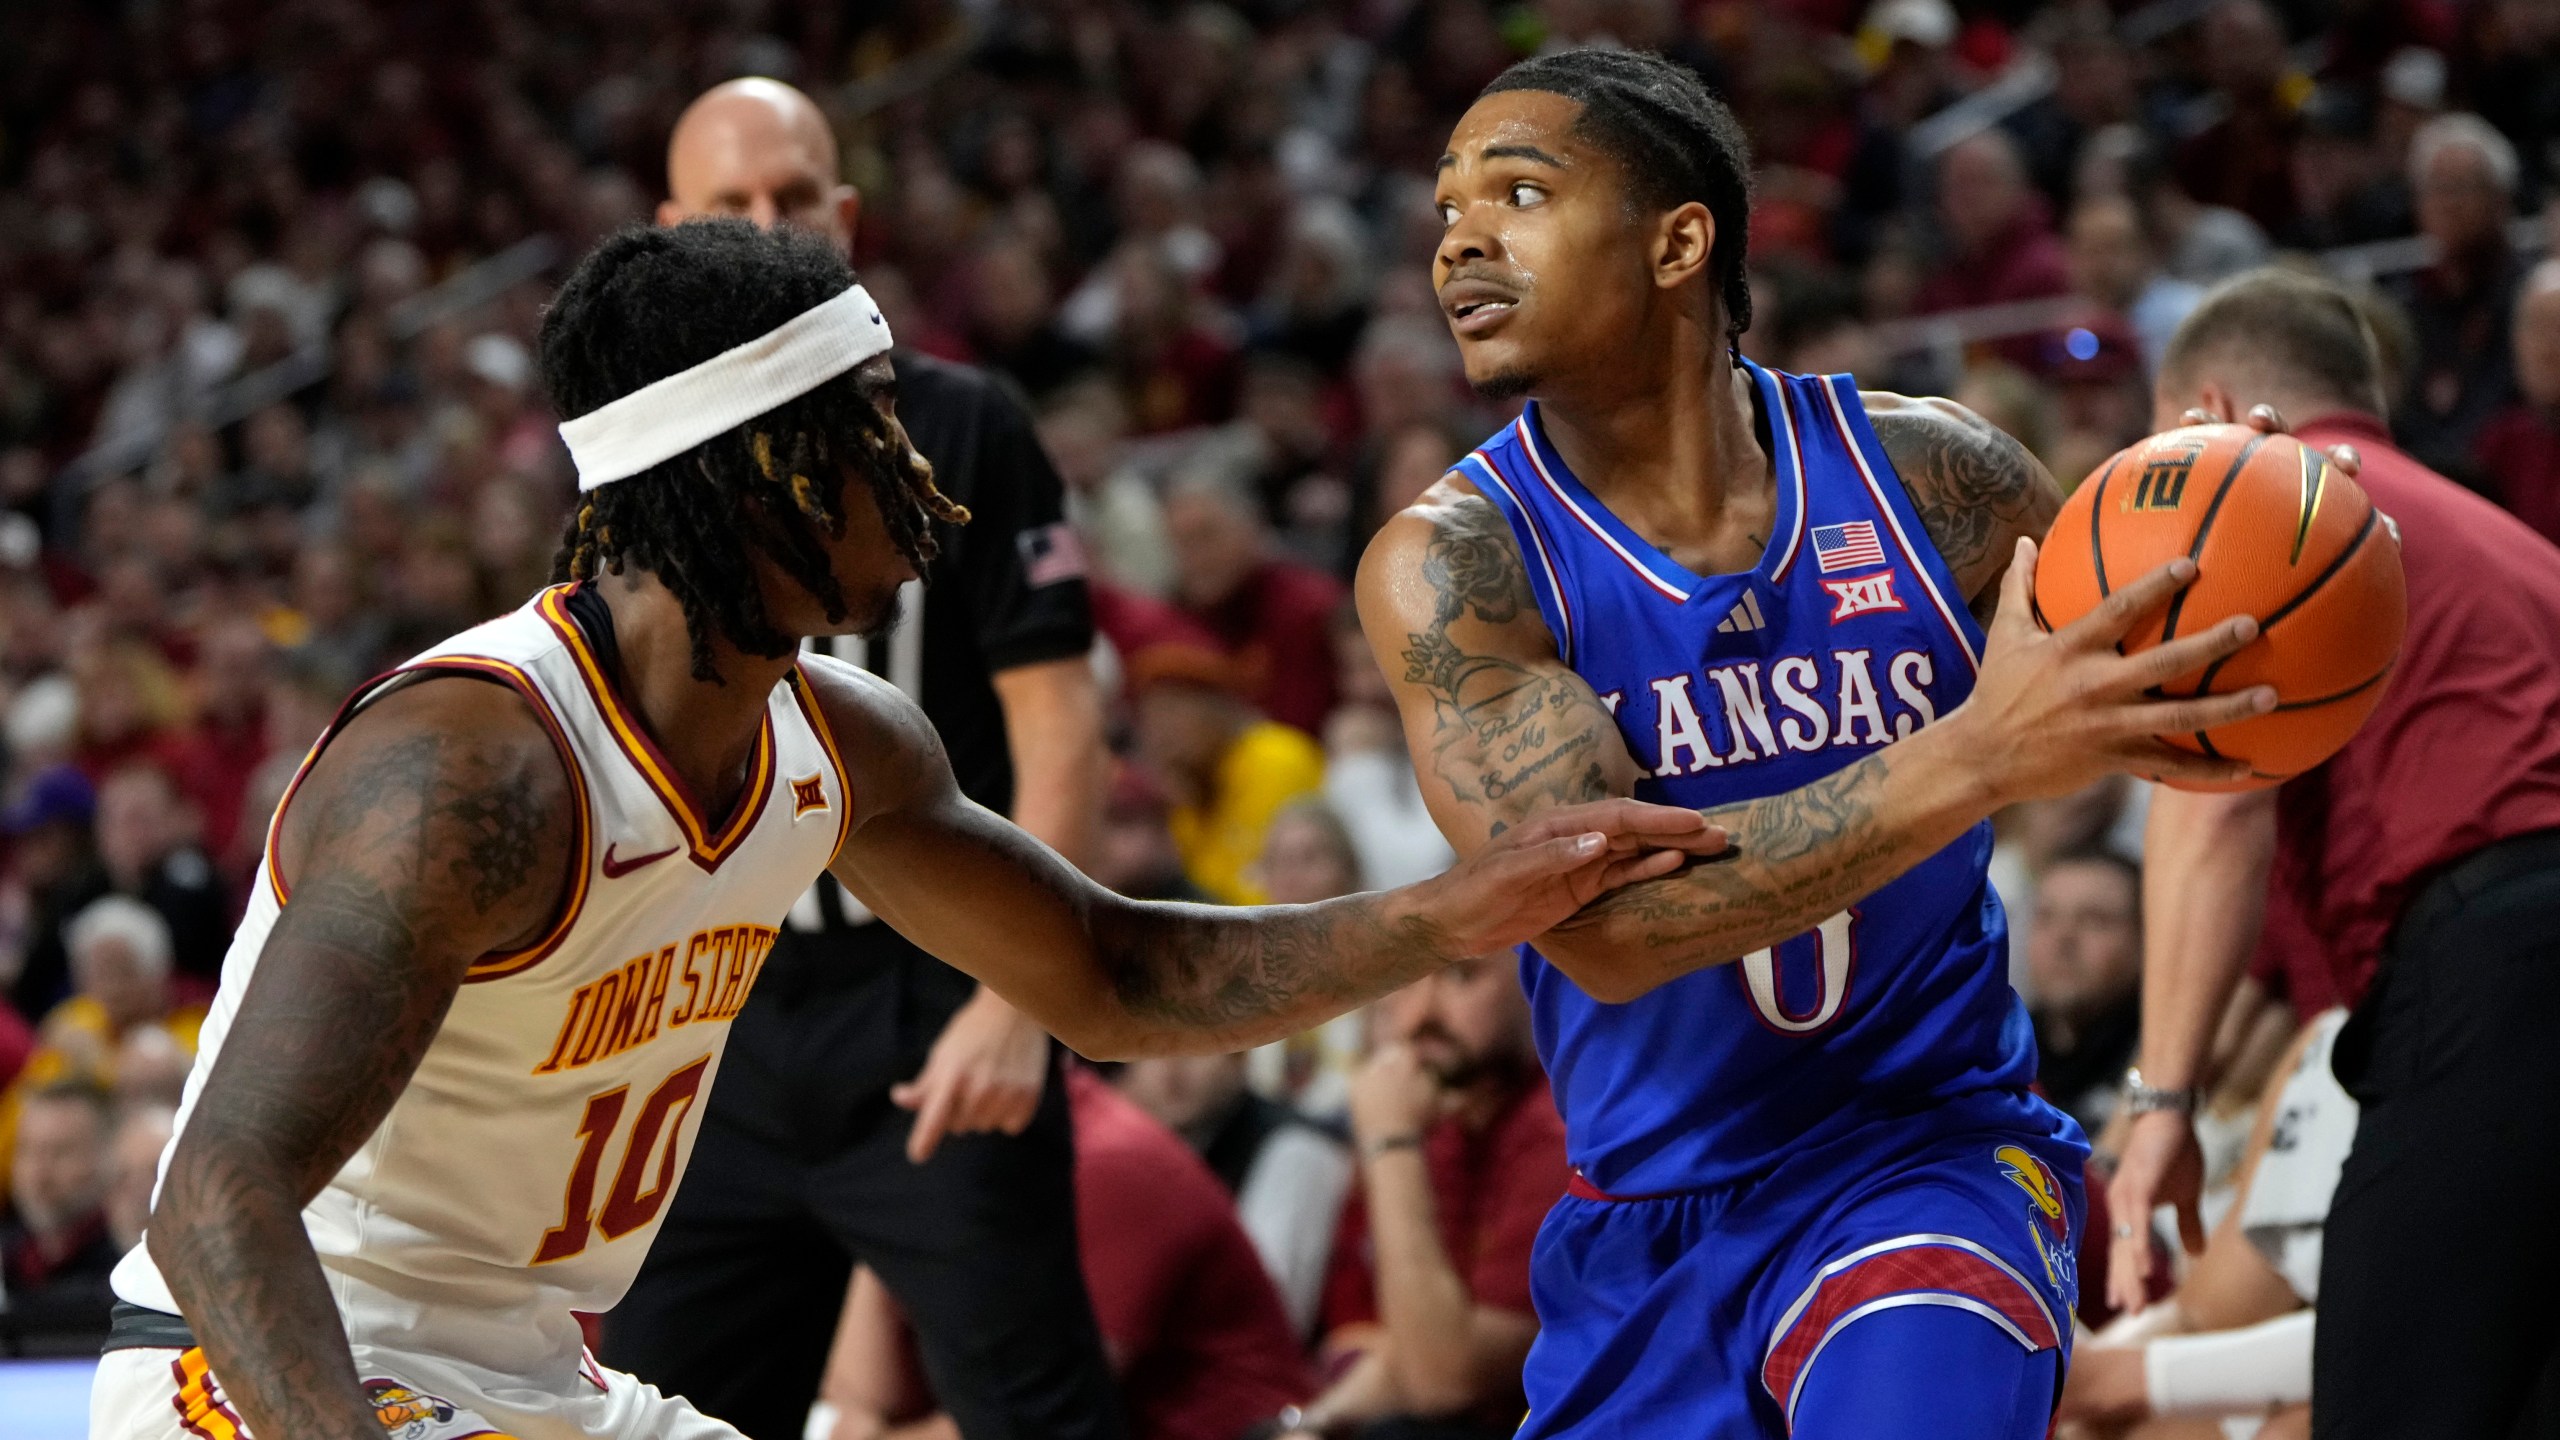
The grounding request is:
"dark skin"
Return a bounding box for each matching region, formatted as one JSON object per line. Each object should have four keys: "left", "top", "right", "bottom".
{"left": 148, "top": 360, "right": 1727, "bottom": 1440}
{"left": 1354, "top": 89, "right": 2282, "bottom": 1004}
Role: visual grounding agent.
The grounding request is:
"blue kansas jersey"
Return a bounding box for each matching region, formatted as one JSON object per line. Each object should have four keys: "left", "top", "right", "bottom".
{"left": 1462, "top": 359, "right": 2042, "bottom": 1197}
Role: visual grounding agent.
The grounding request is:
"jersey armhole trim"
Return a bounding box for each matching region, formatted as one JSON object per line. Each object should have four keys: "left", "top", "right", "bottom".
{"left": 260, "top": 660, "right": 595, "bottom": 985}
{"left": 1459, "top": 453, "right": 1579, "bottom": 667}
{"left": 788, "top": 662, "right": 859, "bottom": 861}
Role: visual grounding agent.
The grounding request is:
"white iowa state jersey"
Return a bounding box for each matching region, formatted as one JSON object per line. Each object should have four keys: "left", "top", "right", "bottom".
{"left": 115, "top": 584, "right": 855, "bottom": 1383}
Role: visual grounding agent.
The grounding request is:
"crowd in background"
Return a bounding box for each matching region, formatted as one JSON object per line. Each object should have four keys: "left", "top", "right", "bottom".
{"left": 1, "top": 0, "right": 2555, "bottom": 1426}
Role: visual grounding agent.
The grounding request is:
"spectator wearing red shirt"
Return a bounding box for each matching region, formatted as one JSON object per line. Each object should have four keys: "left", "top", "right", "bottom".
{"left": 2470, "top": 259, "right": 2560, "bottom": 547}
{"left": 2169, "top": 0, "right": 2303, "bottom": 236}
{"left": 822, "top": 1067, "right": 1313, "bottom": 1440}
{"left": 1917, "top": 130, "right": 2070, "bottom": 367}
{"left": 2113, "top": 270, "right": 2560, "bottom": 1440}
{"left": 1289, "top": 954, "right": 1569, "bottom": 1440}
{"left": 1164, "top": 471, "right": 1346, "bottom": 736}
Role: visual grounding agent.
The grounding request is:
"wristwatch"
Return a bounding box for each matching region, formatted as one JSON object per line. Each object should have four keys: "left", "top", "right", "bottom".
{"left": 2122, "top": 1067, "right": 2201, "bottom": 1116}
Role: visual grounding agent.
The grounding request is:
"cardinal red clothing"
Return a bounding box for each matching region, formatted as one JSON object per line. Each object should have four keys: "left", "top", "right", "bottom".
{"left": 2253, "top": 414, "right": 2560, "bottom": 1015}
{"left": 1068, "top": 1067, "right": 1312, "bottom": 1440}
{"left": 2471, "top": 403, "right": 2560, "bottom": 550}
{"left": 1181, "top": 560, "right": 1345, "bottom": 735}
{"left": 1318, "top": 1071, "right": 1570, "bottom": 1421}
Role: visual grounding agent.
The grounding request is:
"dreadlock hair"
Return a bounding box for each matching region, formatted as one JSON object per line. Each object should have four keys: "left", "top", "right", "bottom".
{"left": 539, "top": 220, "right": 969, "bottom": 682}
{"left": 1480, "top": 49, "right": 1756, "bottom": 343}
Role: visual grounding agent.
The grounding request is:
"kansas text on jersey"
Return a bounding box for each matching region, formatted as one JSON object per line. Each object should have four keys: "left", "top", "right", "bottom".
{"left": 1464, "top": 360, "right": 2041, "bottom": 1196}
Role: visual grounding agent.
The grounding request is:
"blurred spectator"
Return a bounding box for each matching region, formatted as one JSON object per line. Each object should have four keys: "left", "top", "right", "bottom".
{"left": 2078, "top": 126, "right": 2272, "bottom": 286}
{"left": 2387, "top": 113, "right": 2528, "bottom": 483}
{"left": 1092, "top": 760, "right": 1203, "bottom": 904}
{"left": 1116, "top": 1048, "right": 1356, "bottom": 1341}
{"left": 2067, "top": 194, "right": 2203, "bottom": 375}
{"left": 968, "top": 234, "right": 1099, "bottom": 402}
{"left": 2025, "top": 848, "right": 2144, "bottom": 1136}
{"left": 175, "top": 620, "right": 275, "bottom": 869}
{"left": 0, "top": 1080, "right": 118, "bottom": 1354}
{"left": 1045, "top": 383, "right": 1176, "bottom": 600}
{"left": 1245, "top": 800, "right": 1383, "bottom": 1121}
{"left": 2285, "top": 87, "right": 2415, "bottom": 251}
{"left": 1127, "top": 626, "right": 1325, "bottom": 906}
{"left": 1164, "top": 471, "right": 1345, "bottom": 735}
{"left": 103, "top": 1102, "right": 175, "bottom": 1253}
{"left": 2, "top": 764, "right": 104, "bottom": 1017}
{"left": 2471, "top": 258, "right": 2560, "bottom": 544}
{"left": 28, "top": 897, "right": 206, "bottom": 1096}
{"left": 2172, "top": 0, "right": 2305, "bottom": 236}
{"left": 1321, "top": 605, "right": 1455, "bottom": 895}
{"left": 1300, "top": 957, "right": 1567, "bottom": 1440}
{"left": 93, "top": 764, "right": 229, "bottom": 987}
{"left": 1919, "top": 130, "right": 2072, "bottom": 362}
{"left": 824, "top": 1069, "right": 1315, "bottom": 1440}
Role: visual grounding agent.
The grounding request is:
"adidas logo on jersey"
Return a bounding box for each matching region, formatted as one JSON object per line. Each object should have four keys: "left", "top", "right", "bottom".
{"left": 1716, "top": 591, "right": 1768, "bottom": 634}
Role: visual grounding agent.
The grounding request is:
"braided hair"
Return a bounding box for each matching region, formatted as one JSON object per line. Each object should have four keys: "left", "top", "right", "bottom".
{"left": 539, "top": 220, "right": 969, "bottom": 681}
{"left": 1481, "top": 49, "right": 1756, "bottom": 343}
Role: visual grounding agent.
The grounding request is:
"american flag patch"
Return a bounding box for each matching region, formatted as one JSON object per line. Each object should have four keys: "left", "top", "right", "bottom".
{"left": 1017, "top": 523, "right": 1089, "bottom": 587}
{"left": 1811, "top": 521, "right": 1887, "bottom": 573}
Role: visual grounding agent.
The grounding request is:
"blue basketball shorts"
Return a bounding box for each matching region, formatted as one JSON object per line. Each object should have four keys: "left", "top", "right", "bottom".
{"left": 1517, "top": 1089, "right": 2086, "bottom": 1439}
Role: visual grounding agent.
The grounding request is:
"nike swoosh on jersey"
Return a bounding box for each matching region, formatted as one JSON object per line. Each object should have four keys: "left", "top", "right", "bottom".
{"left": 599, "top": 843, "right": 681, "bottom": 878}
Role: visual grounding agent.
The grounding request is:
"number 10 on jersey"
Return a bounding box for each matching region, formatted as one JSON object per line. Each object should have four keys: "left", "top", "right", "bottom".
{"left": 532, "top": 1056, "right": 711, "bottom": 1264}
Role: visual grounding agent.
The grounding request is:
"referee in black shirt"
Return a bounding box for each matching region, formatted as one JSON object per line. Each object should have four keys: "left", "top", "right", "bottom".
{"left": 604, "top": 79, "right": 1120, "bottom": 1440}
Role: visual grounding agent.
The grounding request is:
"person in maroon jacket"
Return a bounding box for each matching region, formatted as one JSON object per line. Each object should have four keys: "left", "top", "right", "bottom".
{"left": 2110, "top": 268, "right": 2560, "bottom": 1440}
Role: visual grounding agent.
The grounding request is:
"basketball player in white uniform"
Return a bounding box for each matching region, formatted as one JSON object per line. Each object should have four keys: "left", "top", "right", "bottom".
{"left": 88, "top": 220, "right": 1723, "bottom": 1440}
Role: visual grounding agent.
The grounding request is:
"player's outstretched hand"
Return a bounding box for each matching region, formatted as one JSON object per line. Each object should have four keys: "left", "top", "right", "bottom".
{"left": 1422, "top": 798, "right": 1726, "bottom": 956}
{"left": 1950, "top": 539, "right": 2274, "bottom": 798}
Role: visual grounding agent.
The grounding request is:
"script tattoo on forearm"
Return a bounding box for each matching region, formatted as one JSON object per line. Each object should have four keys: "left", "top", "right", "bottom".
{"left": 1871, "top": 403, "right": 2059, "bottom": 624}
{"left": 1399, "top": 496, "right": 1614, "bottom": 828}
{"left": 1100, "top": 895, "right": 1456, "bottom": 1040}
{"left": 152, "top": 723, "right": 562, "bottom": 1440}
{"left": 1561, "top": 754, "right": 1921, "bottom": 979}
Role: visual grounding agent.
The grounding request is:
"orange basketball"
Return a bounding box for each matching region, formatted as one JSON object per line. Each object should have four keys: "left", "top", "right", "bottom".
{"left": 2033, "top": 423, "right": 2408, "bottom": 791}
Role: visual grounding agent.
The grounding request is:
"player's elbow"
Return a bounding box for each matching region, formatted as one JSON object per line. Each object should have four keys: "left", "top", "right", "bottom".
{"left": 1536, "top": 931, "right": 1672, "bottom": 1005}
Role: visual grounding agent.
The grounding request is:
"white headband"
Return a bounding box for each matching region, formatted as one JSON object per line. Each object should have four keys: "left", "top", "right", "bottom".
{"left": 558, "top": 285, "right": 893, "bottom": 491}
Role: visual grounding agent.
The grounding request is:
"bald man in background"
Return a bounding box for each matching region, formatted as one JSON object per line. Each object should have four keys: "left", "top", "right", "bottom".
{"left": 603, "top": 78, "right": 1124, "bottom": 1440}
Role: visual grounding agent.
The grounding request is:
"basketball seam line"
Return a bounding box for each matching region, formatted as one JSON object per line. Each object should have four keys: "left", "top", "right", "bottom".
{"left": 2087, "top": 452, "right": 2123, "bottom": 600}
{"left": 2159, "top": 432, "right": 2269, "bottom": 646}
{"left": 2182, "top": 505, "right": 2381, "bottom": 699}
{"left": 2271, "top": 660, "right": 2395, "bottom": 712}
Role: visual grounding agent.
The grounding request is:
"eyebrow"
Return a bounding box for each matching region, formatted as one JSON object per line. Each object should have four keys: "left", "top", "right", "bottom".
{"left": 1434, "top": 142, "right": 1572, "bottom": 172}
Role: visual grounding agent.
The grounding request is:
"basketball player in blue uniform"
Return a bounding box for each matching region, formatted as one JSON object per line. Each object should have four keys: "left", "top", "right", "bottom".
{"left": 1354, "top": 52, "right": 2282, "bottom": 1436}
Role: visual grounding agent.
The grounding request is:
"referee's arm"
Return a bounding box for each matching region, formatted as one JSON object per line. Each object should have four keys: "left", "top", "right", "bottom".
{"left": 2106, "top": 786, "right": 2279, "bottom": 1313}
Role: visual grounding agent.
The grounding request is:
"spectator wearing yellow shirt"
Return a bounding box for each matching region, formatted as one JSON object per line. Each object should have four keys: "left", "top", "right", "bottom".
{"left": 0, "top": 897, "right": 205, "bottom": 1183}
{"left": 1129, "top": 630, "right": 1324, "bottom": 905}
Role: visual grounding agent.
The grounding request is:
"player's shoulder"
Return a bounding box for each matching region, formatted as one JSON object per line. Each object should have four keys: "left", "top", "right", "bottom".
{"left": 793, "top": 651, "right": 949, "bottom": 807}
{"left": 1358, "top": 467, "right": 1507, "bottom": 586}
{"left": 1855, "top": 388, "right": 2062, "bottom": 593}
{"left": 1856, "top": 389, "right": 2009, "bottom": 455}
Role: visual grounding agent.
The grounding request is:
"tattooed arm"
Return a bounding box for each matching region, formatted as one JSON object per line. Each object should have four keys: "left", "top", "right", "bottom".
{"left": 805, "top": 658, "right": 1717, "bottom": 1059}
{"left": 150, "top": 678, "right": 576, "bottom": 1440}
{"left": 1355, "top": 475, "right": 2274, "bottom": 1003}
{"left": 1863, "top": 392, "right": 2065, "bottom": 626}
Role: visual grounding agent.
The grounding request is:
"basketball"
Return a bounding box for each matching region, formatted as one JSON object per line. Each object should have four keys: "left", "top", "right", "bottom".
{"left": 2033, "top": 423, "right": 2409, "bottom": 791}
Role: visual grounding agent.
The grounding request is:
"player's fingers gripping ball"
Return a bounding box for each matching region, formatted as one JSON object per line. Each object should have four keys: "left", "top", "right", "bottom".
{"left": 2033, "top": 423, "right": 2408, "bottom": 791}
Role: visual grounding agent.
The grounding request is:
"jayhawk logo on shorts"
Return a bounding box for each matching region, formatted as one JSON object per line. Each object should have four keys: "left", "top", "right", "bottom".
{"left": 1994, "top": 1145, "right": 2075, "bottom": 1297}
{"left": 365, "top": 1379, "right": 457, "bottom": 1437}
